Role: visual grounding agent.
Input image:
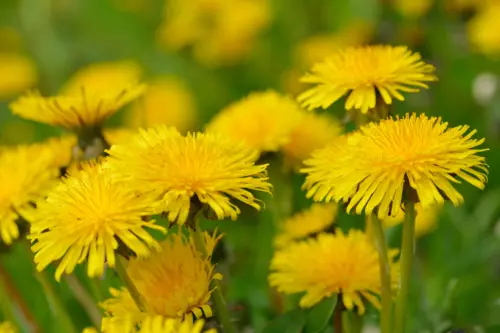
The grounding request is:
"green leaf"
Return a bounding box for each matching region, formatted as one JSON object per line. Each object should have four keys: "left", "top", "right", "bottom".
{"left": 304, "top": 296, "right": 338, "bottom": 333}
{"left": 262, "top": 308, "right": 307, "bottom": 333}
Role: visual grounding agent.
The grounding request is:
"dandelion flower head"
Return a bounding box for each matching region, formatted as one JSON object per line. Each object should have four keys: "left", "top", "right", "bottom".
{"left": 282, "top": 112, "right": 342, "bottom": 166}
{"left": 101, "top": 232, "right": 222, "bottom": 330}
{"left": 29, "top": 162, "right": 164, "bottom": 281}
{"left": 297, "top": 45, "right": 437, "bottom": 113}
{"left": 269, "top": 229, "right": 399, "bottom": 313}
{"left": 137, "top": 316, "right": 215, "bottom": 333}
{"left": 125, "top": 77, "right": 197, "bottom": 133}
{"left": 0, "top": 53, "right": 37, "bottom": 99}
{"left": 302, "top": 113, "right": 488, "bottom": 219}
{"left": 274, "top": 203, "right": 338, "bottom": 248}
{"left": 206, "top": 91, "right": 303, "bottom": 153}
{"left": 10, "top": 61, "right": 145, "bottom": 129}
{"left": 467, "top": 2, "right": 500, "bottom": 56}
{"left": 0, "top": 145, "right": 59, "bottom": 245}
{"left": 107, "top": 126, "right": 272, "bottom": 224}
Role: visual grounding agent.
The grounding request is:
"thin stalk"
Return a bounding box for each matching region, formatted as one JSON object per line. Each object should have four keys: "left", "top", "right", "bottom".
{"left": 333, "top": 309, "right": 343, "bottom": 332}
{"left": 115, "top": 256, "right": 145, "bottom": 312}
{"left": 191, "top": 220, "right": 236, "bottom": 333}
{"left": 394, "top": 202, "right": 416, "bottom": 333}
{"left": 65, "top": 275, "right": 101, "bottom": 326}
{"left": 371, "top": 214, "right": 392, "bottom": 333}
{"left": 35, "top": 269, "right": 77, "bottom": 333}
{"left": 87, "top": 277, "right": 104, "bottom": 303}
{"left": 0, "top": 269, "right": 17, "bottom": 325}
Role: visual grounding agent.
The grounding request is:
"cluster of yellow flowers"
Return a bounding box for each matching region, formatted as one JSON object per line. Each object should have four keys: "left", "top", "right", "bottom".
{"left": 0, "top": 41, "right": 488, "bottom": 333}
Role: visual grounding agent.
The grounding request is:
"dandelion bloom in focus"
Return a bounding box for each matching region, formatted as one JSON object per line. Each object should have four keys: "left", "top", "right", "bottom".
{"left": 10, "top": 61, "right": 145, "bottom": 129}
{"left": 381, "top": 203, "right": 440, "bottom": 237}
{"left": 206, "top": 91, "right": 303, "bottom": 153}
{"left": 269, "top": 229, "right": 399, "bottom": 313}
{"left": 274, "top": 203, "right": 337, "bottom": 248}
{"left": 467, "top": 3, "right": 500, "bottom": 56}
{"left": 0, "top": 53, "right": 37, "bottom": 99}
{"left": 298, "top": 45, "right": 436, "bottom": 113}
{"left": 101, "top": 233, "right": 222, "bottom": 331}
{"left": 282, "top": 112, "right": 342, "bottom": 167}
{"left": 29, "top": 162, "right": 164, "bottom": 281}
{"left": 302, "top": 113, "right": 488, "bottom": 219}
{"left": 0, "top": 145, "right": 59, "bottom": 245}
{"left": 126, "top": 77, "right": 197, "bottom": 133}
{"left": 107, "top": 126, "right": 271, "bottom": 224}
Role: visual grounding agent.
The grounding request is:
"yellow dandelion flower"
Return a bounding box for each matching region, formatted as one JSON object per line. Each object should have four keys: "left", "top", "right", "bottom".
{"left": 297, "top": 45, "right": 437, "bottom": 113}
{"left": 393, "top": 0, "right": 433, "bottom": 18}
{"left": 380, "top": 203, "right": 439, "bottom": 237}
{"left": 29, "top": 162, "right": 165, "bottom": 281}
{"left": 103, "top": 128, "right": 137, "bottom": 146}
{"left": 206, "top": 91, "right": 303, "bottom": 153}
{"left": 302, "top": 113, "right": 488, "bottom": 219}
{"left": 138, "top": 316, "right": 215, "bottom": 333}
{"left": 467, "top": 3, "right": 500, "bottom": 56}
{"left": 0, "top": 53, "right": 37, "bottom": 99}
{"left": 282, "top": 112, "right": 342, "bottom": 166}
{"left": 0, "top": 322, "right": 17, "bottom": 333}
{"left": 269, "top": 229, "right": 399, "bottom": 313}
{"left": 0, "top": 145, "right": 59, "bottom": 244}
{"left": 125, "top": 77, "right": 197, "bottom": 133}
{"left": 106, "top": 126, "right": 271, "bottom": 224}
{"left": 101, "top": 233, "right": 222, "bottom": 330}
{"left": 33, "top": 135, "right": 77, "bottom": 169}
{"left": 274, "top": 203, "right": 338, "bottom": 248}
{"left": 10, "top": 61, "right": 145, "bottom": 129}
{"left": 192, "top": 0, "right": 271, "bottom": 66}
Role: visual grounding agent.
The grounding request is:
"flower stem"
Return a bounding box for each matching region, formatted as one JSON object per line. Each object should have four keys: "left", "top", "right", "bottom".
{"left": 394, "top": 202, "right": 416, "bottom": 333}
{"left": 370, "top": 214, "right": 392, "bottom": 333}
{"left": 115, "top": 255, "right": 145, "bottom": 312}
{"left": 191, "top": 220, "right": 236, "bottom": 333}
{"left": 35, "top": 269, "right": 77, "bottom": 333}
{"left": 333, "top": 309, "right": 343, "bottom": 332}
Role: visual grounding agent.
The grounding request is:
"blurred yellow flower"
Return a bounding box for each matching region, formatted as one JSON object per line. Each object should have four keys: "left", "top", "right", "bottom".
{"left": 29, "top": 162, "right": 164, "bottom": 281}
{"left": 125, "top": 77, "right": 197, "bottom": 133}
{"left": 0, "top": 322, "right": 17, "bottom": 333}
{"left": 103, "top": 128, "right": 137, "bottom": 146}
{"left": 192, "top": 0, "right": 271, "bottom": 66}
{"left": 467, "top": 3, "right": 500, "bottom": 56}
{"left": 393, "top": 0, "right": 433, "bottom": 18}
{"left": 206, "top": 91, "right": 303, "bottom": 153}
{"left": 282, "top": 112, "right": 342, "bottom": 167}
{"left": 302, "top": 113, "right": 488, "bottom": 219}
{"left": 0, "top": 145, "right": 59, "bottom": 245}
{"left": 34, "top": 135, "right": 77, "bottom": 169}
{"left": 158, "top": 0, "right": 271, "bottom": 66}
{"left": 137, "top": 316, "right": 215, "bottom": 333}
{"left": 10, "top": 61, "right": 145, "bottom": 129}
{"left": 274, "top": 203, "right": 338, "bottom": 248}
{"left": 298, "top": 45, "right": 437, "bottom": 114}
{"left": 101, "top": 233, "right": 222, "bottom": 330}
{"left": 82, "top": 328, "right": 99, "bottom": 333}
{"left": 269, "top": 229, "right": 400, "bottom": 313}
{"left": 380, "top": 203, "right": 440, "bottom": 237}
{"left": 107, "top": 126, "right": 271, "bottom": 224}
{"left": 0, "top": 53, "right": 38, "bottom": 99}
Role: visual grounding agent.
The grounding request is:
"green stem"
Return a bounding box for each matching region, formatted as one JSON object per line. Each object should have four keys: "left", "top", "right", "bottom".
{"left": 115, "top": 256, "right": 145, "bottom": 312}
{"left": 0, "top": 271, "right": 17, "bottom": 325}
{"left": 87, "top": 277, "right": 104, "bottom": 303}
{"left": 343, "top": 311, "right": 363, "bottom": 333}
{"left": 394, "top": 202, "right": 416, "bottom": 333}
{"left": 371, "top": 214, "right": 392, "bottom": 333}
{"left": 35, "top": 269, "right": 77, "bottom": 333}
{"left": 191, "top": 220, "right": 236, "bottom": 333}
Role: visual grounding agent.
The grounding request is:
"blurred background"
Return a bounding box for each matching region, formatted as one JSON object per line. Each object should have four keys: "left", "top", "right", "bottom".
{"left": 1, "top": 0, "right": 500, "bottom": 332}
